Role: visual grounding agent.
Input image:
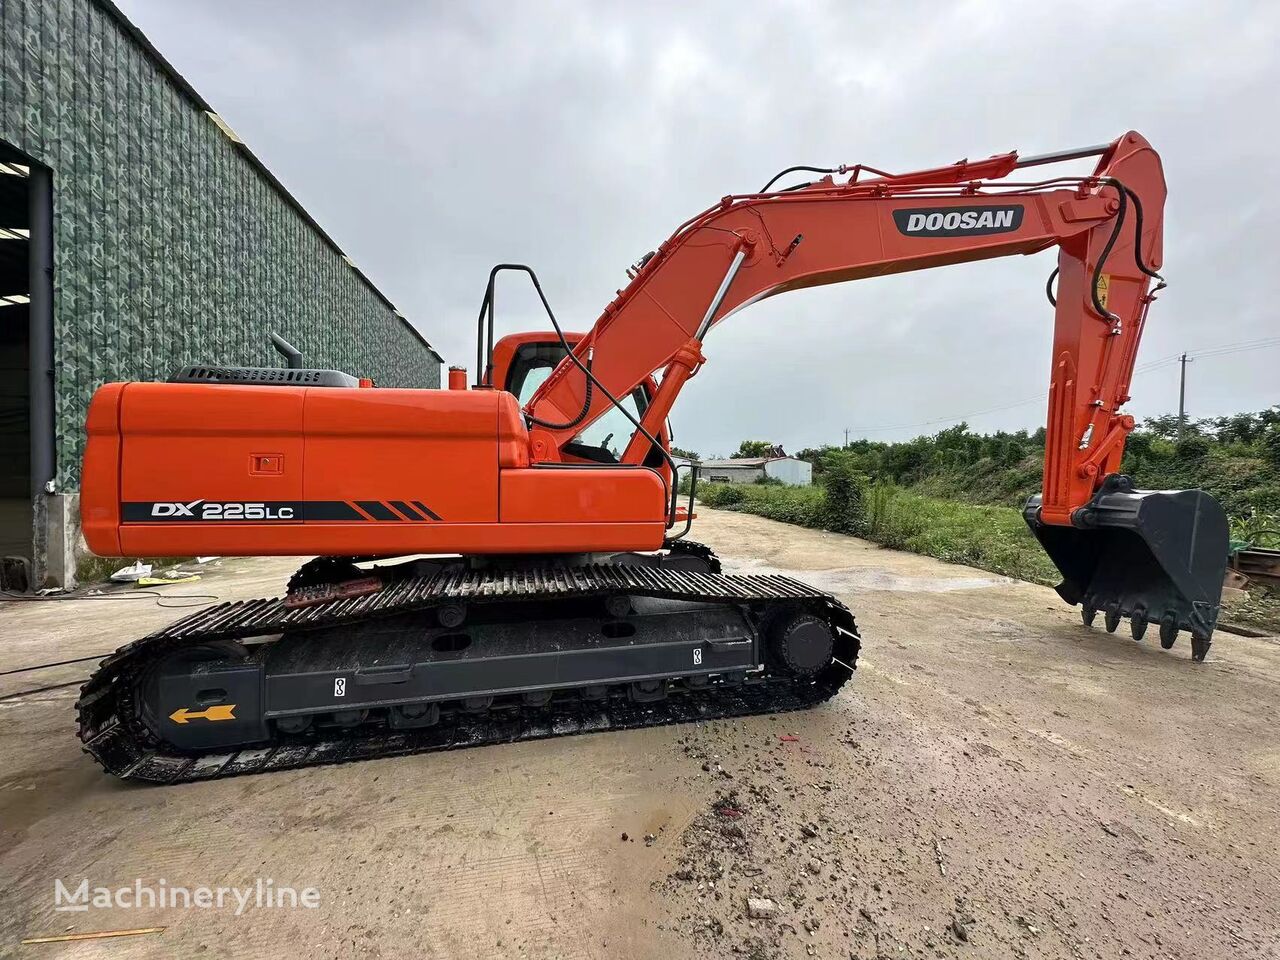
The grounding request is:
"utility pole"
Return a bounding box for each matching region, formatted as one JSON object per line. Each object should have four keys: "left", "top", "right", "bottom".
{"left": 843, "top": 428, "right": 850, "bottom": 449}
{"left": 1177, "top": 352, "right": 1191, "bottom": 440}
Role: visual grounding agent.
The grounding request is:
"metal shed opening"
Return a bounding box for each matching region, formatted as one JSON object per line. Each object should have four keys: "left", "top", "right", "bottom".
{"left": 0, "top": 141, "right": 53, "bottom": 591}
{"left": 0, "top": 147, "right": 31, "bottom": 588}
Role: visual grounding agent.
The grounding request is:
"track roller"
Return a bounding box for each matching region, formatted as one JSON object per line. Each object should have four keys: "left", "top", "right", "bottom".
{"left": 629, "top": 679, "right": 668, "bottom": 702}
{"left": 438, "top": 603, "right": 467, "bottom": 629}
{"left": 329, "top": 709, "right": 368, "bottom": 728}
{"left": 390, "top": 702, "right": 440, "bottom": 729}
{"left": 605, "top": 594, "right": 634, "bottom": 619}
{"left": 277, "top": 715, "right": 312, "bottom": 734}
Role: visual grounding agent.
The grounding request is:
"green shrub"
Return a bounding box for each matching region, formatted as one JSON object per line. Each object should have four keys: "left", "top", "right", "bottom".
{"left": 699, "top": 483, "right": 745, "bottom": 508}
{"left": 822, "top": 457, "right": 867, "bottom": 534}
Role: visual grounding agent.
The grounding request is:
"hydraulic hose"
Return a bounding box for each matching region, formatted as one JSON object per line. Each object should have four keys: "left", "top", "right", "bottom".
{"left": 1119, "top": 184, "right": 1167, "bottom": 288}
{"left": 525, "top": 355, "right": 596, "bottom": 430}
{"left": 759, "top": 165, "right": 842, "bottom": 193}
{"left": 1047, "top": 178, "right": 1165, "bottom": 311}
{"left": 1089, "top": 180, "right": 1128, "bottom": 325}
{"left": 511, "top": 271, "right": 684, "bottom": 521}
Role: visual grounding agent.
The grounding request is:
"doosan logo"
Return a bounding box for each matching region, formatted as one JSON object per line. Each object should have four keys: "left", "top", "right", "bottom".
{"left": 894, "top": 205, "right": 1024, "bottom": 238}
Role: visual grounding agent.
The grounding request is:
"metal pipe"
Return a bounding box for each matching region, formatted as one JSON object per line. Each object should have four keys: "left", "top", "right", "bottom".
{"left": 1015, "top": 143, "right": 1111, "bottom": 168}
{"left": 694, "top": 247, "right": 748, "bottom": 342}
{"left": 269, "top": 333, "right": 303, "bottom": 369}
{"left": 27, "top": 163, "right": 54, "bottom": 501}
{"left": 485, "top": 277, "right": 495, "bottom": 384}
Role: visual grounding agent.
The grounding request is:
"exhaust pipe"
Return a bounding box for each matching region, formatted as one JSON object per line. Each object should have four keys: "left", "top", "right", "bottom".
{"left": 1024, "top": 474, "right": 1228, "bottom": 662}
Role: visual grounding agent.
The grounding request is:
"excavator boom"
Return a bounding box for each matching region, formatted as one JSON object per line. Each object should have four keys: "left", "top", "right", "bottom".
{"left": 525, "top": 132, "right": 1158, "bottom": 526}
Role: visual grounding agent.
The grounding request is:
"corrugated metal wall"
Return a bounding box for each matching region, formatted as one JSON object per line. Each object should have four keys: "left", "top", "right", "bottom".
{"left": 0, "top": 0, "right": 440, "bottom": 487}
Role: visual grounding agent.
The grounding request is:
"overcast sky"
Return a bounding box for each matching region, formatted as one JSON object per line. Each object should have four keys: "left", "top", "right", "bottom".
{"left": 121, "top": 0, "right": 1279, "bottom": 456}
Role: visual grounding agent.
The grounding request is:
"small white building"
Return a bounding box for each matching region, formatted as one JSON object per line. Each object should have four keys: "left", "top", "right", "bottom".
{"left": 700, "top": 455, "right": 812, "bottom": 487}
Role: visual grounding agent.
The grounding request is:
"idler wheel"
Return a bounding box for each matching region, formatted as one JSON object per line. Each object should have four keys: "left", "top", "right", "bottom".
{"left": 769, "top": 613, "right": 835, "bottom": 678}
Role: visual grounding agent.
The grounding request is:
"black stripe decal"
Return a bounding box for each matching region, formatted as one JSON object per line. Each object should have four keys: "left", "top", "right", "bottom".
{"left": 391, "top": 500, "right": 425, "bottom": 521}
{"left": 357, "top": 500, "right": 400, "bottom": 522}
{"left": 304, "top": 501, "right": 365, "bottom": 521}
{"left": 413, "top": 500, "right": 443, "bottom": 521}
{"left": 120, "top": 501, "right": 436, "bottom": 523}
{"left": 121, "top": 501, "right": 367, "bottom": 522}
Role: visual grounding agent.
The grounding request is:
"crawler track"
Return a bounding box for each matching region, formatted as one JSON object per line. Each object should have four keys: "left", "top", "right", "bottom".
{"left": 76, "top": 560, "right": 859, "bottom": 785}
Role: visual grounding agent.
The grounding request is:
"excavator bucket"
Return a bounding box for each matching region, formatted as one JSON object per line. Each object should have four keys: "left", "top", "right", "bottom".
{"left": 1024, "top": 475, "right": 1229, "bottom": 661}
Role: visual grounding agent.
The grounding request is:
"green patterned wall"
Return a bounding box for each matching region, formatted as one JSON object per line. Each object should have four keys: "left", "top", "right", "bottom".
{"left": 0, "top": 0, "right": 441, "bottom": 488}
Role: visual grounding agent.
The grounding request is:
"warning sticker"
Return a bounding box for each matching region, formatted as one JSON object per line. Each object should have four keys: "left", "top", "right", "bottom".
{"left": 1095, "top": 273, "right": 1111, "bottom": 310}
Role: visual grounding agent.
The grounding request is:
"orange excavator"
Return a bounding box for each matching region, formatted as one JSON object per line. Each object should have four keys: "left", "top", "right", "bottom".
{"left": 76, "top": 131, "right": 1227, "bottom": 783}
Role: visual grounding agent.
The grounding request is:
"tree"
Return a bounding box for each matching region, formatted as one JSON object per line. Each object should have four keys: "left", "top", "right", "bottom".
{"left": 1143, "top": 413, "right": 1203, "bottom": 442}
{"left": 1263, "top": 426, "right": 1280, "bottom": 470}
{"left": 670, "top": 446, "right": 700, "bottom": 461}
{"left": 732, "top": 440, "right": 775, "bottom": 459}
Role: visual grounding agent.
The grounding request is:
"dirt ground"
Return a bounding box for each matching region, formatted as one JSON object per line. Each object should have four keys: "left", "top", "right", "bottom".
{"left": 2, "top": 507, "right": 1278, "bottom": 959}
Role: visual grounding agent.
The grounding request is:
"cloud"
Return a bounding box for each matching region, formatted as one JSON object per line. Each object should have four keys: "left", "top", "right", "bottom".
{"left": 120, "top": 0, "right": 1280, "bottom": 454}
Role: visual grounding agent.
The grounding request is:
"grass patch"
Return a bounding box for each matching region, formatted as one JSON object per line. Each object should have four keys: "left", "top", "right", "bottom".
{"left": 697, "top": 479, "right": 1058, "bottom": 585}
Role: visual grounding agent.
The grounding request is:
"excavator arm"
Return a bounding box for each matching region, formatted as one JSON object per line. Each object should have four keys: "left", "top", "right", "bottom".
{"left": 523, "top": 131, "right": 1227, "bottom": 651}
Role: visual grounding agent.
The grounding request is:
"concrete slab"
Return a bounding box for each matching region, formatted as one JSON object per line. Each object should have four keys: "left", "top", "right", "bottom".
{"left": 1, "top": 510, "right": 1278, "bottom": 959}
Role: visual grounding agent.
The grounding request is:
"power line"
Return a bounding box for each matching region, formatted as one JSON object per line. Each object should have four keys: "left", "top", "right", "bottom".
{"left": 845, "top": 335, "right": 1280, "bottom": 436}
{"left": 1183, "top": 337, "right": 1280, "bottom": 361}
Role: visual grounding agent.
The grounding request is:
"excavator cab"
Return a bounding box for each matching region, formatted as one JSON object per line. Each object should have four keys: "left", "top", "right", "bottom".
{"left": 495, "top": 333, "right": 668, "bottom": 468}
{"left": 1025, "top": 475, "right": 1228, "bottom": 661}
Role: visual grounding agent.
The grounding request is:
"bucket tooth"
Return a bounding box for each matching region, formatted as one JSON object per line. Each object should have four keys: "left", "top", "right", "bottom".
{"left": 1191, "top": 635, "right": 1211, "bottom": 663}
{"left": 1129, "top": 616, "right": 1148, "bottom": 642}
{"left": 1025, "top": 475, "right": 1228, "bottom": 658}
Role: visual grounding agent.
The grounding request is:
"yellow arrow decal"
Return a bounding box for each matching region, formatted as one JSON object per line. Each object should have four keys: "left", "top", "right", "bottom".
{"left": 169, "top": 704, "right": 237, "bottom": 724}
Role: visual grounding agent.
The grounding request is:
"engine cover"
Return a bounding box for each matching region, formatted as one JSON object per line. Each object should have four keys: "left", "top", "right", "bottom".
{"left": 81, "top": 382, "right": 668, "bottom": 558}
